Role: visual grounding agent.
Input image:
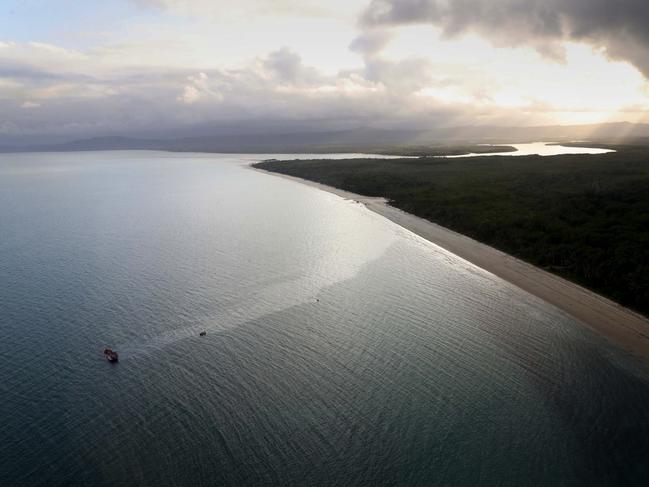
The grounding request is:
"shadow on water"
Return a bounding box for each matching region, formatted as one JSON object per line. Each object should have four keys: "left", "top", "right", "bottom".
{"left": 496, "top": 330, "right": 649, "bottom": 485}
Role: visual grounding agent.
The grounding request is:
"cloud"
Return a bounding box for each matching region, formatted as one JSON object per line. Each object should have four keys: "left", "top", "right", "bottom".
{"left": 362, "top": 57, "right": 433, "bottom": 94}
{"left": 260, "top": 48, "right": 324, "bottom": 86}
{"left": 349, "top": 27, "right": 439, "bottom": 97}
{"left": 2, "top": 32, "right": 643, "bottom": 142}
{"left": 0, "top": 41, "right": 521, "bottom": 140}
{"left": 350, "top": 30, "right": 394, "bottom": 57}
{"left": 178, "top": 72, "right": 224, "bottom": 104}
{"left": 360, "top": 0, "right": 649, "bottom": 77}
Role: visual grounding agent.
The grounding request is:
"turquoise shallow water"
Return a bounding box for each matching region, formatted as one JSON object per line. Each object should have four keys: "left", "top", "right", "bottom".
{"left": 1, "top": 151, "right": 649, "bottom": 486}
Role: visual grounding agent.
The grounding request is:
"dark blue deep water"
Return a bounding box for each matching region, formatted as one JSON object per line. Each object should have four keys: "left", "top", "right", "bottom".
{"left": 2, "top": 151, "right": 649, "bottom": 486}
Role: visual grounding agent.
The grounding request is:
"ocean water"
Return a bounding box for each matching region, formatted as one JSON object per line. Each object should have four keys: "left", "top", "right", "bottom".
{"left": 1, "top": 151, "right": 648, "bottom": 487}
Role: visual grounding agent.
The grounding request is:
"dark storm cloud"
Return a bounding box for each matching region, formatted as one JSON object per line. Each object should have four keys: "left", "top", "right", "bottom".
{"left": 361, "top": 0, "right": 649, "bottom": 77}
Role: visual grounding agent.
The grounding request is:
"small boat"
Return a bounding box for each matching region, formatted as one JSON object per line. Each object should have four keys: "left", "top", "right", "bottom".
{"left": 199, "top": 331, "right": 207, "bottom": 337}
{"left": 103, "top": 348, "right": 119, "bottom": 363}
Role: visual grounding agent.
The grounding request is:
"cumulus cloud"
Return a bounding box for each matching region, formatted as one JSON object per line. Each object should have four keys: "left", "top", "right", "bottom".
{"left": 3, "top": 19, "right": 642, "bottom": 143}
{"left": 1, "top": 42, "right": 493, "bottom": 139}
{"left": 350, "top": 30, "right": 394, "bottom": 57}
{"left": 260, "top": 48, "right": 324, "bottom": 86}
{"left": 349, "top": 27, "right": 437, "bottom": 97}
{"left": 361, "top": 0, "right": 649, "bottom": 77}
{"left": 178, "top": 72, "right": 225, "bottom": 104}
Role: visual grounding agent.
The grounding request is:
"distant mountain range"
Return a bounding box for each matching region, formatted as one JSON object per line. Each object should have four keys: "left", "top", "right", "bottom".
{"left": 2, "top": 122, "right": 648, "bottom": 154}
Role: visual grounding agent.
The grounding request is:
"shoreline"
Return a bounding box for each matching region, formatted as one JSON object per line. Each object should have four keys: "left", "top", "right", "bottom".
{"left": 253, "top": 165, "right": 649, "bottom": 363}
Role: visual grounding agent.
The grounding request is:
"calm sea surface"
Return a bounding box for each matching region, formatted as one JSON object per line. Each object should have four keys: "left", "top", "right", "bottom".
{"left": 1, "top": 151, "right": 648, "bottom": 486}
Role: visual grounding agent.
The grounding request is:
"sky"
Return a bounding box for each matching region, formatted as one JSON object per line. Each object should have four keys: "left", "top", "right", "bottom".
{"left": 2, "top": 0, "right": 649, "bottom": 141}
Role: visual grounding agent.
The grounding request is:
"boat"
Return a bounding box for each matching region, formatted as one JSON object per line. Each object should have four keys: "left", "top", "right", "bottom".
{"left": 103, "top": 348, "right": 119, "bottom": 362}
{"left": 199, "top": 331, "right": 207, "bottom": 336}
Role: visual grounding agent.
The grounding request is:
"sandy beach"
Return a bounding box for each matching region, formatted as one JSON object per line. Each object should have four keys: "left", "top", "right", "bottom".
{"left": 254, "top": 166, "right": 649, "bottom": 363}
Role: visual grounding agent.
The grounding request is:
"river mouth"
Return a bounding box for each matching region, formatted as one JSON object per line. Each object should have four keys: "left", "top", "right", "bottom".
{"left": 443, "top": 141, "right": 615, "bottom": 158}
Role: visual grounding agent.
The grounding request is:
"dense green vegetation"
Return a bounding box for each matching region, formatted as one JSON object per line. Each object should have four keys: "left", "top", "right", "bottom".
{"left": 255, "top": 147, "right": 649, "bottom": 316}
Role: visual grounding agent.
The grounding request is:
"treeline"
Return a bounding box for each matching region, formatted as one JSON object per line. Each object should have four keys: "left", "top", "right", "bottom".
{"left": 255, "top": 147, "right": 649, "bottom": 316}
